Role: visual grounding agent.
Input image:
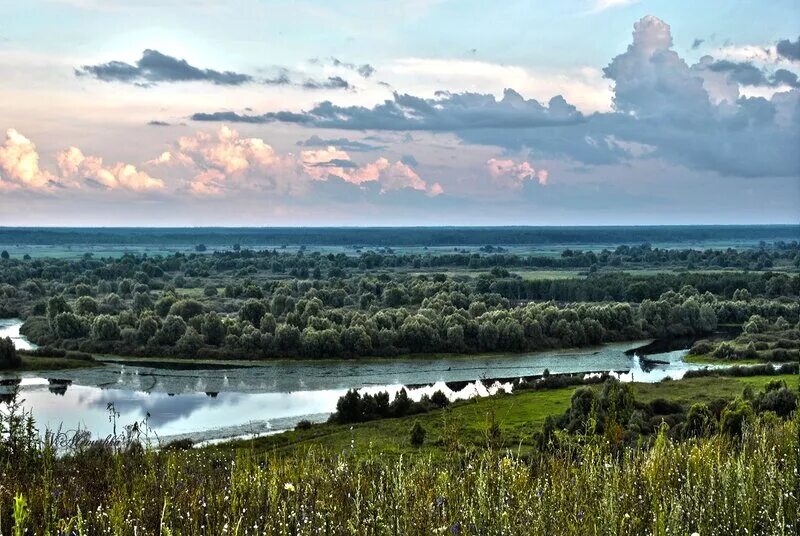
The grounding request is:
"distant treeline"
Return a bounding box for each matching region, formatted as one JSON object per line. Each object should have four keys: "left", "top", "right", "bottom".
{"left": 1, "top": 225, "right": 798, "bottom": 247}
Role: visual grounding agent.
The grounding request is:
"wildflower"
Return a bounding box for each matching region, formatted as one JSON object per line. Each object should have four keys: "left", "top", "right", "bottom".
{"left": 284, "top": 482, "right": 296, "bottom": 492}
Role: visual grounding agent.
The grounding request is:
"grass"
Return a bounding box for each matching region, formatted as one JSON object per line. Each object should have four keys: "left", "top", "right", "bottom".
{"left": 220, "top": 374, "right": 800, "bottom": 458}
{"left": 1, "top": 410, "right": 797, "bottom": 535}
{"left": 683, "top": 353, "right": 763, "bottom": 365}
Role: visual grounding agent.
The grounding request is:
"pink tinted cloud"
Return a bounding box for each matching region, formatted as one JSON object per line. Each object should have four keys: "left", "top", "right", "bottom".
{"left": 58, "top": 146, "right": 164, "bottom": 191}
{"left": 157, "top": 127, "right": 442, "bottom": 196}
{"left": 0, "top": 128, "right": 163, "bottom": 192}
{"left": 486, "top": 158, "right": 548, "bottom": 188}
{"left": 0, "top": 129, "right": 56, "bottom": 190}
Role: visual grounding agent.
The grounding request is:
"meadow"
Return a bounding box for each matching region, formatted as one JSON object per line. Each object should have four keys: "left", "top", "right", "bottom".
{"left": 0, "top": 378, "right": 797, "bottom": 535}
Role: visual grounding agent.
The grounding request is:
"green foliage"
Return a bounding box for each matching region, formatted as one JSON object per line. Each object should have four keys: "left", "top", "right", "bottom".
{"left": 0, "top": 337, "right": 21, "bottom": 369}
{"left": 91, "top": 314, "right": 120, "bottom": 341}
{"left": 720, "top": 399, "right": 755, "bottom": 437}
{"left": 156, "top": 315, "right": 186, "bottom": 345}
{"left": 409, "top": 421, "right": 426, "bottom": 446}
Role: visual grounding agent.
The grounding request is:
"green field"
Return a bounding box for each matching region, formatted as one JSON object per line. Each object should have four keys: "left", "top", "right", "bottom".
{"left": 219, "top": 374, "right": 799, "bottom": 457}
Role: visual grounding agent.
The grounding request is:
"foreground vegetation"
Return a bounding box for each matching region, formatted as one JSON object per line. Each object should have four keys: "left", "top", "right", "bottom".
{"left": 0, "top": 374, "right": 797, "bottom": 535}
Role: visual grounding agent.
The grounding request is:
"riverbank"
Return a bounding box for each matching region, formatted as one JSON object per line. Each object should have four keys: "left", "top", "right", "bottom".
{"left": 213, "top": 373, "right": 800, "bottom": 457}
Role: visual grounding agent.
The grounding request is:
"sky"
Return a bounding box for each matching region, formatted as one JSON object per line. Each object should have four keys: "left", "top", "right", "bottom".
{"left": 0, "top": 0, "right": 798, "bottom": 226}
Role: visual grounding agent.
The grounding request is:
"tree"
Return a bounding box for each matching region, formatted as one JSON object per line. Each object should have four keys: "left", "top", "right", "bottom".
{"left": 168, "top": 299, "right": 204, "bottom": 321}
{"left": 201, "top": 313, "right": 226, "bottom": 346}
{"left": 156, "top": 315, "right": 187, "bottom": 345}
{"left": 203, "top": 285, "right": 218, "bottom": 297}
{"left": 239, "top": 299, "right": 267, "bottom": 327}
{"left": 0, "top": 337, "right": 20, "bottom": 369}
{"left": 137, "top": 316, "right": 159, "bottom": 345}
{"left": 53, "top": 312, "right": 89, "bottom": 339}
{"left": 46, "top": 296, "right": 71, "bottom": 326}
{"left": 92, "top": 315, "right": 120, "bottom": 341}
{"left": 341, "top": 326, "right": 372, "bottom": 355}
{"left": 177, "top": 327, "right": 204, "bottom": 356}
{"left": 0, "top": 250, "right": 9, "bottom": 260}
{"left": 75, "top": 296, "right": 99, "bottom": 315}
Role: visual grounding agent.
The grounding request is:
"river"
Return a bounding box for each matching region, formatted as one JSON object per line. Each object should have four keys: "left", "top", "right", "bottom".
{"left": 0, "top": 318, "right": 701, "bottom": 444}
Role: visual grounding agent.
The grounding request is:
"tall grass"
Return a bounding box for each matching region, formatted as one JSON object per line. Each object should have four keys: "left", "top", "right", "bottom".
{"left": 0, "top": 412, "right": 797, "bottom": 535}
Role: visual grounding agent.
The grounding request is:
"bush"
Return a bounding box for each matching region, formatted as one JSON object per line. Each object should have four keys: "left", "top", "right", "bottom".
{"left": 296, "top": 419, "right": 313, "bottom": 431}
{"left": 410, "top": 421, "right": 426, "bottom": 446}
{"left": 720, "top": 399, "right": 754, "bottom": 437}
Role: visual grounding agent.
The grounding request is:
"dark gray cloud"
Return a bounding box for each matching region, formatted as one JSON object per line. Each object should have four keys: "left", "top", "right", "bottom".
{"left": 192, "top": 89, "right": 584, "bottom": 130}
{"left": 309, "top": 159, "right": 359, "bottom": 168}
{"left": 264, "top": 70, "right": 291, "bottom": 86}
{"left": 702, "top": 59, "right": 799, "bottom": 88}
{"left": 297, "top": 135, "right": 385, "bottom": 151}
{"left": 706, "top": 59, "right": 768, "bottom": 86}
{"left": 76, "top": 49, "right": 253, "bottom": 86}
{"left": 772, "top": 69, "right": 800, "bottom": 88}
{"left": 312, "top": 57, "right": 376, "bottom": 78}
{"left": 776, "top": 36, "right": 800, "bottom": 61}
{"left": 691, "top": 38, "right": 704, "bottom": 50}
{"left": 302, "top": 76, "right": 351, "bottom": 90}
{"left": 400, "top": 154, "right": 419, "bottom": 167}
{"left": 190, "top": 16, "right": 799, "bottom": 180}
{"left": 147, "top": 120, "right": 171, "bottom": 126}
{"left": 462, "top": 16, "right": 800, "bottom": 178}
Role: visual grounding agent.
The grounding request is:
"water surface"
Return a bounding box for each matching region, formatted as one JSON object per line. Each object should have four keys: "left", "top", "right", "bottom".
{"left": 0, "top": 319, "right": 701, "bottom": 444}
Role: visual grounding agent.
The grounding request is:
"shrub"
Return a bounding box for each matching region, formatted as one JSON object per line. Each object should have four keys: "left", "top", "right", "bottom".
{"left": 720, "top": 399, "right": 754, "bottom": 437}
{"left": 410, "top": 421, "right": 426, "bottom": 446}
{"left": 296, "top": 419, "right": 313, "bottom": 431}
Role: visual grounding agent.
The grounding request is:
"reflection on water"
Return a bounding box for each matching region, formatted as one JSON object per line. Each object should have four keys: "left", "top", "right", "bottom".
{"left": 0, "top": 319, "right": 708, "bottom": 444}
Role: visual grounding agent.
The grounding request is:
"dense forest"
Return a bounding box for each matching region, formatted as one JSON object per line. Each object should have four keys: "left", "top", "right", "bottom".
{"left": 1, "top": 225, "right": 798, "bottom": 247}
{"left": 1, "top": 245, "right": 798, "bottom": 361}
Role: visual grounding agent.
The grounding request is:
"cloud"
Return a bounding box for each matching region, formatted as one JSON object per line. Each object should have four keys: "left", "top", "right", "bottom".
{"left": 192, "top": 89, "right": 584, "bottom": 130}
{"left": 296, "top": 135, "right": 385, "bottom": 152}
{"left": 299, "top": 145, "right": 439, "bottom": 195}
{"left": 776, "top": 36, "right": 800, "bottom": 62}
{"left": 57, "top": 147, "right": 165, "bottom": 191}
{"left": 704, "top": 59, "right": 769, "bottom": 86}
{"left": 310, "top": 57, "right": 376, "bottom": 78}
{"left": 152, "top": 127, "right": 441, "bottom": 196}
{"left": 699, "top": 60, "right": 800, "bottom": 89}
{"left": 302, "top": 76, "right": 351, "bottom": 90}
{"left": 400, "top": 154, "right": 419, "bottom": 167}
{"left": 330, "top": 57, "right": 375, "bottom": 78}
{"left": 0, "top": 128, "right": 163, "bottom": 192}
{"left": 486, "top": 158, "right": 548, "bottom": 188}
{"left": 153, "top": 126, "right": 305, "bottom": 196}
{"left": 691, "top": 38, "right": 704, "bottom": 50}
{"left": 0, "top": 129, "right": 56, "bottom": 190}
{"left": 76, "top": 49, "right": 253, "bottom": 86}
{"left": 463, "top": 16, "right": 800, "bottom": 179}
{"left": 586, "top": 0, "right": 638, "bottom": 14}
{"left": 148, "top": 120, "right": 171, "bottom": 127}
{"left": 192, "top": 16, "right": 798, "bottom": 180}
